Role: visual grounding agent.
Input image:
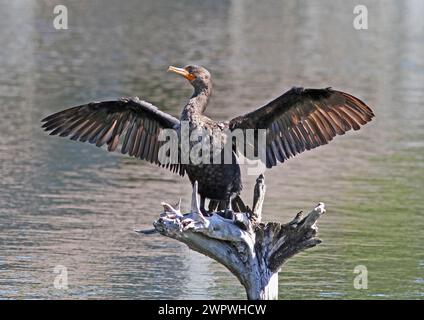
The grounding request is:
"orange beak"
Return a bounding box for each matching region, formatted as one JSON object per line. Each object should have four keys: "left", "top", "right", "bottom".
{"left": 167, "top": 66, "right": 196, "bottom": 81}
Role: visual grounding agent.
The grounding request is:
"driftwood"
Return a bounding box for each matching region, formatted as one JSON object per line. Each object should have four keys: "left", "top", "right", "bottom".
{"left": 138, "top": 174, "right": 325, "bottom": 300}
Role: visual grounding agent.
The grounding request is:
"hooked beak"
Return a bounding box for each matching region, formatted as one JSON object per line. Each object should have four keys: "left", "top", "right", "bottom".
{"left": 167, "top": 66, "right": 196, "bottom": 81}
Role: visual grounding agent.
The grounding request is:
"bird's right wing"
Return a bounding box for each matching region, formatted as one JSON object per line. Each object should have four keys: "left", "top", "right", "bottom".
{"left": 41, "top": 97, "right": 185, "bottom": 176}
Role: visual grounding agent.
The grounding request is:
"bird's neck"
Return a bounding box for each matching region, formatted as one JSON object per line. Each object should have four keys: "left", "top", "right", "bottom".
{"left": 181, "top": 86, "right": 211, "bottom": 120}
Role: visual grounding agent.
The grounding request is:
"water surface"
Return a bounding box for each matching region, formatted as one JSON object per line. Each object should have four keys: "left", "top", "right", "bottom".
{"left": 0, "top": 0, "right": 423, "bottom": 299}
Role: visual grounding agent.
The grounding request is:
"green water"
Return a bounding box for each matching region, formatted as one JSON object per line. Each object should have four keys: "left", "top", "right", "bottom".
{"left": 0, "top": 0, "right": 423, "bottom": 299}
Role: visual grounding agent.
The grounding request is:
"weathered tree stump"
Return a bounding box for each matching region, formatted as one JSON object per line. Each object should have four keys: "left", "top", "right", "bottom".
{"left": 138, "top": 174, "right": 325, "bottom": 300}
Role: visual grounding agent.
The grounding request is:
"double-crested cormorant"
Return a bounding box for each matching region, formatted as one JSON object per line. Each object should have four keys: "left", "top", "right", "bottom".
{"left": 42, "top": 65, "right": 374, "bottom": 213}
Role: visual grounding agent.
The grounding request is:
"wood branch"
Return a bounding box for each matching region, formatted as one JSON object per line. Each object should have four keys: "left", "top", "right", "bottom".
{"left": 251, "top": 174, "right": 266, "bottom": 223}
{"left": 140, "top": 175, "right": 325, "bottom": 300}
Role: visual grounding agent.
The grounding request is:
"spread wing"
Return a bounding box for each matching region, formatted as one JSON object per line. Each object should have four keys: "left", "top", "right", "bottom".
{"left": 41, "top": 97, "right": 185, "bottom": 176}
{"left": 229, "top": 87, "right": 374, "bottom": 168}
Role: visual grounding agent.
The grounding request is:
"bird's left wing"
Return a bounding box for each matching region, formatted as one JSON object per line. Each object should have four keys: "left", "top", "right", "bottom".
{"left": 42, "top": 97, "right": 185, "bottom": 175}
{"left": 228, "top": 87, "right": 374, "bottom": 168}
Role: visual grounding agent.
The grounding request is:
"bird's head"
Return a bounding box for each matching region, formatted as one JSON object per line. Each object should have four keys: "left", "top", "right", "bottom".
{"left": 168, "top": 65, "right": 211, "bottom": 92}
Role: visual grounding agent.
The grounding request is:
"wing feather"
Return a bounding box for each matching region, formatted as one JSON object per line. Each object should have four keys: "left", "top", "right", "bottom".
{"left": 42, "top": 97, "right": 184, "bottom": 176}
{"left": 229, "top": 87, "right": 374, "bottom": 168}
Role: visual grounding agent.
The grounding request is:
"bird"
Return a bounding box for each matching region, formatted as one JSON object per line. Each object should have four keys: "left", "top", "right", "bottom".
{"left": 41, "top": 65, "right": 374, "bottom": 215}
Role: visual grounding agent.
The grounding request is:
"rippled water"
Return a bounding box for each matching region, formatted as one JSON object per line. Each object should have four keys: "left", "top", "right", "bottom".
{"left": 0, "top": 0, "right": 423, "bottom": 299}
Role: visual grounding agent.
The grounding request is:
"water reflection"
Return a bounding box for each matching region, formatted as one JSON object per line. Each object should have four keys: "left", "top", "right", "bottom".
{"left": 0, "top": 0, "right": 422, "bottom": 299}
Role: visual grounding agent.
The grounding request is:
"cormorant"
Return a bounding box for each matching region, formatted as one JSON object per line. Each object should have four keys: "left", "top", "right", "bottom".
{"left": 42, "top": 65, "right": 374, "bottom": 214}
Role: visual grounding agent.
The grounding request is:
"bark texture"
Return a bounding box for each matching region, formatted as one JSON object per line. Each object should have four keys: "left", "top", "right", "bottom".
{"left": 140, "top": 174, "right": 325, "bottom": 300}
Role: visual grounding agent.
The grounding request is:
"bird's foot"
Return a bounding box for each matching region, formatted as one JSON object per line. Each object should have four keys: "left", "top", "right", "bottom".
{"left": 223, "top": 209, "right": 234, "bottom": 220}
{"left": 200, "top": 207, "right": 212, "bottom": 217}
